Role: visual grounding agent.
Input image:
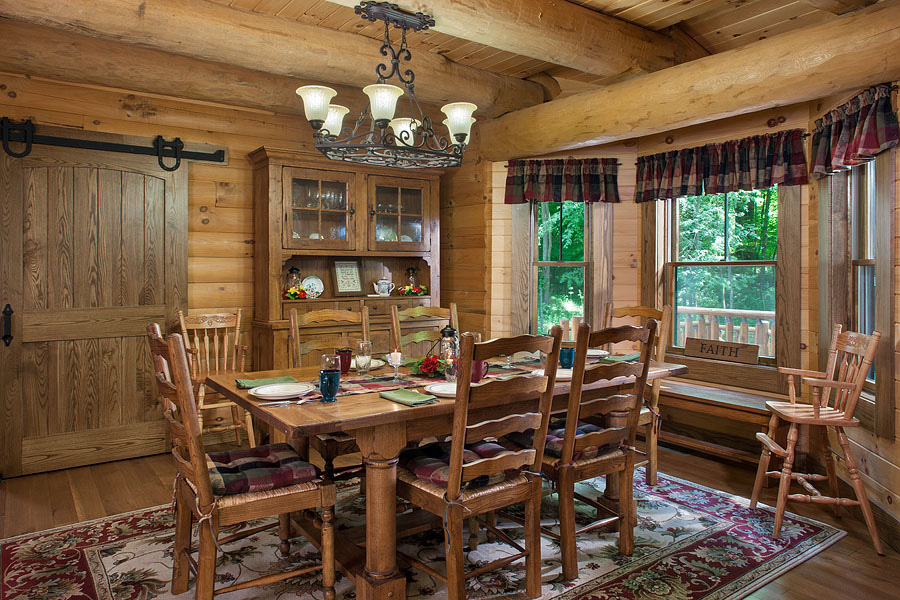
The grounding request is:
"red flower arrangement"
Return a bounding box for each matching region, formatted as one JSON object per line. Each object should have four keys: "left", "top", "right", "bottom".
{"left": 409, "top": 354, "right": 445, "bottom": 377}
{"left": 399, "top": 284, "right": 428, "bottom": 296}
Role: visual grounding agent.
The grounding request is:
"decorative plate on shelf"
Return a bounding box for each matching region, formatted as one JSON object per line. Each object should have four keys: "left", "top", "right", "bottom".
{"left": 301, "top": 275, "right": 324, "bottom": 298}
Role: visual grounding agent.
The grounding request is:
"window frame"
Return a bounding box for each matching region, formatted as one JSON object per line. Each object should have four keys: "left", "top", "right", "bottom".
{"left": 665, "top": 189, "right": 780, "bottom": 366}
{"left": 641, "top": 186, "right": 801, "bottom": 394}
{"left": 529, "top": 201, "right": 593, "bottom": 335}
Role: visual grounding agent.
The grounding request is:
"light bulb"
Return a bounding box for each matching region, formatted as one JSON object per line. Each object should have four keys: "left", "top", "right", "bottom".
{"left": 296, "top": 85, "right": 337, "bottom": 129}
{"left": 363, "top": 84, "right": 404, "bottom": 128}
{"left": 441, "top": 102, "right": 477, "bottom": 143}
{"left": 389, "top": 118, "right": 420, "bottom": 145}
{"left": 322, "top": 104, "right": 349, "bottom": 137}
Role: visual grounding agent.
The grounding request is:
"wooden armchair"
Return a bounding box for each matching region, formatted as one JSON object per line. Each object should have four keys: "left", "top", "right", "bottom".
{"left": 288, "top": 307, "right": 370, "bottom": 480}
{"left": 396, "top": 328, "right": 563, "bottom": 600}
{"left": 147, "top": 325, "right": 336, "bottom": 600}
{"left": 389, "top": 302, "right": 458, "bottom": 354}
{"left": 750, "top": 323, "right": 883, "bottom": 554}
{"left": 603, "top": 302, "right": 672, "bottom": 485}
{"left": 178, "top": 309, "right": 255, "bottom": 447}
{"left": 539, "top": 321, "right": 656, "bottom": 580}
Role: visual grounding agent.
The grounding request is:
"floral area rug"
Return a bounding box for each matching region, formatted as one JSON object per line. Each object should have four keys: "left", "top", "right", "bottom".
{"left": 1, "top": 471, "right": 844, "bottom": 600}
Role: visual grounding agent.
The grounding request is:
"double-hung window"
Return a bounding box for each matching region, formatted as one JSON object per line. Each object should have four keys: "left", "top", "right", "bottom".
{"left": 532, "top": 202, "right": 591, "bottom": 335}
{"left": 850, "top": 162, "right": 877, "bottom": 385}
{"left": 668, "top": 187, "right": 778, "bottom": 359}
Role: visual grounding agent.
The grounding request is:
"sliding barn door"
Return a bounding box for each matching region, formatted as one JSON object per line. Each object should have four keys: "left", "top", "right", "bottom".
{"left": 0, "top": 146, "right": 186, "bottom": 477}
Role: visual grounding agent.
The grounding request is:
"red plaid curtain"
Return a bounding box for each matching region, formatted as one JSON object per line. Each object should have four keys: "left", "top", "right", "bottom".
{"left": 811, "top": 83, "right": 899, "bottom": 176}
{"left": 635, "top": 129, "right": 809, "bottom": 203}
{"left": 504, "top": 158, "right": 619, "bottom": 204}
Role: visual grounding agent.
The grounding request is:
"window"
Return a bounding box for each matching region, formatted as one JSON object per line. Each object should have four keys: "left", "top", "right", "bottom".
{"left": 532, "top": 202, "right": 591, "bottom": 334}
{"left": 850, "top": 162, "right": 877, "bottom": 383}
{"left": 668, "top": 188, "right": 778, "bottom": 358}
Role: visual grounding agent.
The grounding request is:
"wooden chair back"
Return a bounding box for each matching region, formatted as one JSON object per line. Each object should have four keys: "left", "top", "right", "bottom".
{"left": 559, "top": 322, "right": 657, "bottom": 464}
{"left": 147, "top": 324, "right": 215, "bottom": 509}
{"left": 445, "top": 327, "right": 563, "bottom": 501}
{"left": 602, "top": 302, "right": 671, "bottom": 362}
{"left": 818, "top": 324, "right": 881, "bottom": 418}
{"left": 178, "top": 310, "right": 245, "bottom": 378}
{"left": 389, "top": 303, "right": 459, "bottom": 352}
{"left": 288, "top": 307, "right": 371, "bottom": 368}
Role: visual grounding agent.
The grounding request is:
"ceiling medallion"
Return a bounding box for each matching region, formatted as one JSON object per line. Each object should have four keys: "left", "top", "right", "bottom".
{"left": 296, "top": 2, "right": 476, "bottom": 169}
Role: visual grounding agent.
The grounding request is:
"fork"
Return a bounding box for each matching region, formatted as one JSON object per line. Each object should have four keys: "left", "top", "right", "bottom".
{"left": 257, "top": 398, "right": 314, "bottom": 407}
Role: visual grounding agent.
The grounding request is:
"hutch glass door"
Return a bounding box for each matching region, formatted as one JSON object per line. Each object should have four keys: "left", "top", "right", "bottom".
{"left": 368, "top": 176, "right": 430, "bottom": 251}
{"left": 283, "top": 167, "right": 355, "bottom": 250}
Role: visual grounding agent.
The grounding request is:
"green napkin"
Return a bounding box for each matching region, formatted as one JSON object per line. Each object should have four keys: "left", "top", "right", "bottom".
{"left": 597, "top": 352, "right": 641, "bottom": 364}
{"left": 379, "top": 389, "right": 437, "bottom": 406}
{"left": 235, "top": 375, "right": 298, "bottom": 389}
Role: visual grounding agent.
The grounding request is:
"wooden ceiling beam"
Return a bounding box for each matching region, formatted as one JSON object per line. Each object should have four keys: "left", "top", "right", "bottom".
{"left": 479, "top": 1, "right": 900, "bottom": 160}
{"left": 0, "top": 0, "right": 545, "bottom": 117}
{"left": 0, "top": 19, "right": 376, "bottom": 118}
{"left": 324, "top": 0, "right": 709, "bottom": 80}
{"left": 806, "top": 0, "right": 877, "bottom": 15}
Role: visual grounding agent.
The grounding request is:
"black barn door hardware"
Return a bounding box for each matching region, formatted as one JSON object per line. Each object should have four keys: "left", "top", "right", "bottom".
{"left": 2, "top": 304, "right": 12, "bottom": 347}
{"left": 1, "top": 117, "right": 225, "bottom": 172}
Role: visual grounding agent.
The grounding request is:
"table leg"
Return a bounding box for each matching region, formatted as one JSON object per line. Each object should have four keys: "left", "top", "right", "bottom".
{"left": 603, "top": 410, "right": 630, "bottom": 502}
{"left": 353, "top": 423, "right": 407, "bottom": 600}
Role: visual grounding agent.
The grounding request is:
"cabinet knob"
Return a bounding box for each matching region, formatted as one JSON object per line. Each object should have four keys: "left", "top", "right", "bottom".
{"left": 370, "top": 209, "right": 376, "bottom": 217}
{"left": 349, "top": 206, "right": 355, "bottom": 215}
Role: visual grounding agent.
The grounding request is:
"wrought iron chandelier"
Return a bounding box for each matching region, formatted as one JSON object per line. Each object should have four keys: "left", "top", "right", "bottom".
{"left": 296, "top": 1, "right": 476, "bottom": 169}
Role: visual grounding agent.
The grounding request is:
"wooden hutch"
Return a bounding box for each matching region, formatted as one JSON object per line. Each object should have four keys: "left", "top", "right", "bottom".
{"left": 249, "top": 147, "right": 445, "bottom": 369}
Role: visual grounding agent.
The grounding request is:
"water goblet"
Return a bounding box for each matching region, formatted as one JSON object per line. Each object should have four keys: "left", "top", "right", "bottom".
{"left": 356, "top": 340, "right": 373, "bottom": 375}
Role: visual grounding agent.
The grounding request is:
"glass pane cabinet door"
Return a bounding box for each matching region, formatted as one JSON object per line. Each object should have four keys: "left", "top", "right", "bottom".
{"left": 368, "top": 176, "right": 430, "bottom": 251}
{"left": 282, "top": 167, "right": 355, "bottom": 250}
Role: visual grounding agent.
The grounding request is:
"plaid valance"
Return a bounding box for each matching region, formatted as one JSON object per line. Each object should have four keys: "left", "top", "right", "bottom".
{"left": 635, "top": 129, "right": 809, "bottom": 203}
{"left": 811, "top": 83, "right": 898, "bottom": 176}
{"left": 504, "top": 158, "right": 619, "bottom": 204}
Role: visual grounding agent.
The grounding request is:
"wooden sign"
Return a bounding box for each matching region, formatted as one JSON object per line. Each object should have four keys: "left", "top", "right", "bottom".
{"left": 683, "top": 337, "right": 759, "bottom": 365}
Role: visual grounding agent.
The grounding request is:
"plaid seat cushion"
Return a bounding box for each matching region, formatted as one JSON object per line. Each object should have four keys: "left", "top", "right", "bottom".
{"left": 507, "top": 419, "right": 605, "bottom": 461}
{"left": 206, "top": 443, "right": 319, "bottom": 496}
{"left": 399, "top": 441, "right": 519, "bottom": 489}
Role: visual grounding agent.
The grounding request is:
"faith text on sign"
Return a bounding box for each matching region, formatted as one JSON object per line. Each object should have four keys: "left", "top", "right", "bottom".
{"left": 683, "top": 337, "right": 759, "bottom": 365}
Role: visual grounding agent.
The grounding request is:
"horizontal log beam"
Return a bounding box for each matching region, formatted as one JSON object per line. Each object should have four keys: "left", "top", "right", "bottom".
{"left": 479, "top": 1, "right": 900, "bottom": 160}
{"left": 0, "top": 0, "right": 544, "bottom": 118}
{"left": 325, "top": 0, "right": 708, "bottom": 80}
{"left": 0, "top": 19, "right": 369, "bottom": 118}
{"left": 806, "top": 0, "right": 876, "bottom": 14}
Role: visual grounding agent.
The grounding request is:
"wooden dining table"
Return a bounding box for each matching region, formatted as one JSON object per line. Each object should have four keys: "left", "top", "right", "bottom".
{"left": 206, "top": 359, "right": 688, "bottom": 600}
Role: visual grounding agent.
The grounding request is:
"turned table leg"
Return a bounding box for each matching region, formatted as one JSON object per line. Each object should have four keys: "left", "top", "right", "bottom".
{"left": 603, "top": 409, "right": 630, "bottom": 502}
{"left": 353, "top": 423, "right": 408, "bottom": 600}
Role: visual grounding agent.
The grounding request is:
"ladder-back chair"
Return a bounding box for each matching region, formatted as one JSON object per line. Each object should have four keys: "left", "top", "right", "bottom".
{"left": 178, "top": 310, "right": 255, "bottom": 447}
{"left": 288, "top": 307, "right": 370, "bottom": 480}
{"left": 389, "top": 303, "right": 458, "bottom": 353}
{"left": 537, "top": 321, "right": 656, "bottom": 580}
{"left": 147, "top": 325, "right": 336, "bottom": 600}
{"left": 750, "top": 324, "right": 883, "bottom": 554}
{"left": 395, "top": 328, "right": 563, "bottom": 600}
{"left": 603, "top": 302, "right": 672, "bottom": 485}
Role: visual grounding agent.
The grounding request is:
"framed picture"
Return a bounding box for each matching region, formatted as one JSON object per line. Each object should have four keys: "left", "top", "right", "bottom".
{"left": 332, "top": 260, "right": 362, "bottom": 295}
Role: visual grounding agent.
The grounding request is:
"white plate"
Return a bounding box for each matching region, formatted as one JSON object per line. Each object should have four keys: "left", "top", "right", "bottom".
{"left": 531, "top": 368, "right": 574, "bottom": 381}
{"left": 248, "top": 382, "right": 315, "bottom": 400}
{"left": 351, "top": 358, "right": 386, "bottom": 370}
{"left": 587, "top": 349, "right": 610, "bottom": 357}
{"left": 301, "top": 275, "right": 324, "bottom": 298}
{"left": 423, "top": 382, "right": 457, "bottom": 398}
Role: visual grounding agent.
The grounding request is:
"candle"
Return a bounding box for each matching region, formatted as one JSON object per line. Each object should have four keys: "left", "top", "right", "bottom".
{"left": 390, "top": 351, "right": 402, "bottom": 365}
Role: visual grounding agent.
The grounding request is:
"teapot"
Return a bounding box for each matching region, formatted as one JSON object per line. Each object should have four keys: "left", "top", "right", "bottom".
{"left": 373, "top": 277, "right": 395, "bottom": 296}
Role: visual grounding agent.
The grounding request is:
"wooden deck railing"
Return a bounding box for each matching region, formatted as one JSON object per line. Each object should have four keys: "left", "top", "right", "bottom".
{"left": 676, "top": 306, "right": 776, "bottom": 357}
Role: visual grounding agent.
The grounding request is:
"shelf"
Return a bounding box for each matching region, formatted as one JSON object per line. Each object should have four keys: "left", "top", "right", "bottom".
{"left": 281, "top": 249, "right": 432, "bottom": 258}
{"left": 282, "top": 295, "right": 431, "bottom": 303}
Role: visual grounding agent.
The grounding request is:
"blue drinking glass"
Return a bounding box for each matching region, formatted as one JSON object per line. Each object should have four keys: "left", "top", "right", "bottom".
{"left": 559, "top": 347, "right": 575, "bottom": 369}
{"left": 319, "top": 369, "right": 340, "bottom": 403}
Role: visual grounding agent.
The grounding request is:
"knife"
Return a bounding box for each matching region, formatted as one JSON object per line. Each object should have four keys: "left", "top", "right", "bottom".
{"left": 257, "top": 398, "right": 314, "bottom": 407}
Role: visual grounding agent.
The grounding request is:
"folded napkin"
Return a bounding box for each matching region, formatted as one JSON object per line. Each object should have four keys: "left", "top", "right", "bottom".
{"left": 597, "top": 352, "right": 641, "bottom": 364}
{"left": 235, "top": 375, "right": 298, "bottom": 389}
{"left": 379, "top": 389, "right": 437, "bottom": 406}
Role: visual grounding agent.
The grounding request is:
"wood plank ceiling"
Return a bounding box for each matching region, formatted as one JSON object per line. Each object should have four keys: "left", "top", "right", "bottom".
{"left": 212, "top": 0, "right": 840, "bottom": 93}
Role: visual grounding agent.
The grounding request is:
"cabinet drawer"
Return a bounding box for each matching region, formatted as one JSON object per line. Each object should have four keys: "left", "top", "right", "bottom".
{"left": 282, "top": 300, "right": 360, "bottom": 320}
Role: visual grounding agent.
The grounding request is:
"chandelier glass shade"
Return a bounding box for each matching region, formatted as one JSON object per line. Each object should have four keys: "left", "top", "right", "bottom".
{"left": 296, "top": 1, "right": 476, "bottom": 169}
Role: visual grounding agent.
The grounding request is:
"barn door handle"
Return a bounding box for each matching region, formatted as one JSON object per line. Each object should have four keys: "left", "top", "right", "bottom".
{"left": 1, "top": 304, "right": 12, "bottom": 347}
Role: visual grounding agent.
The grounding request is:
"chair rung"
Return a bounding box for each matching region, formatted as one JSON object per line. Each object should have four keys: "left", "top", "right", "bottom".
{"left": 787, "top": 494, "right": 860, "bottom": 507}
{"left": 465, "top": 552, "right": 528, "bottom": 580}
{"left": 398, "top": 551, "right": 446, "bottom": 583}
{"left": 216, "top": 564, "right": 323, "bottom": 594}
{"left": 575, "top": 515, "right": 619, "bottom": 536}
{"left": 756, "top": 433, "right": 787, "bottom": 457}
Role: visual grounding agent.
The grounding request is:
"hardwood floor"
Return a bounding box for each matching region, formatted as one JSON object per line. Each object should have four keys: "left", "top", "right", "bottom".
{"left": 1, "top": 445, "right": 898, "bottom": 599}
